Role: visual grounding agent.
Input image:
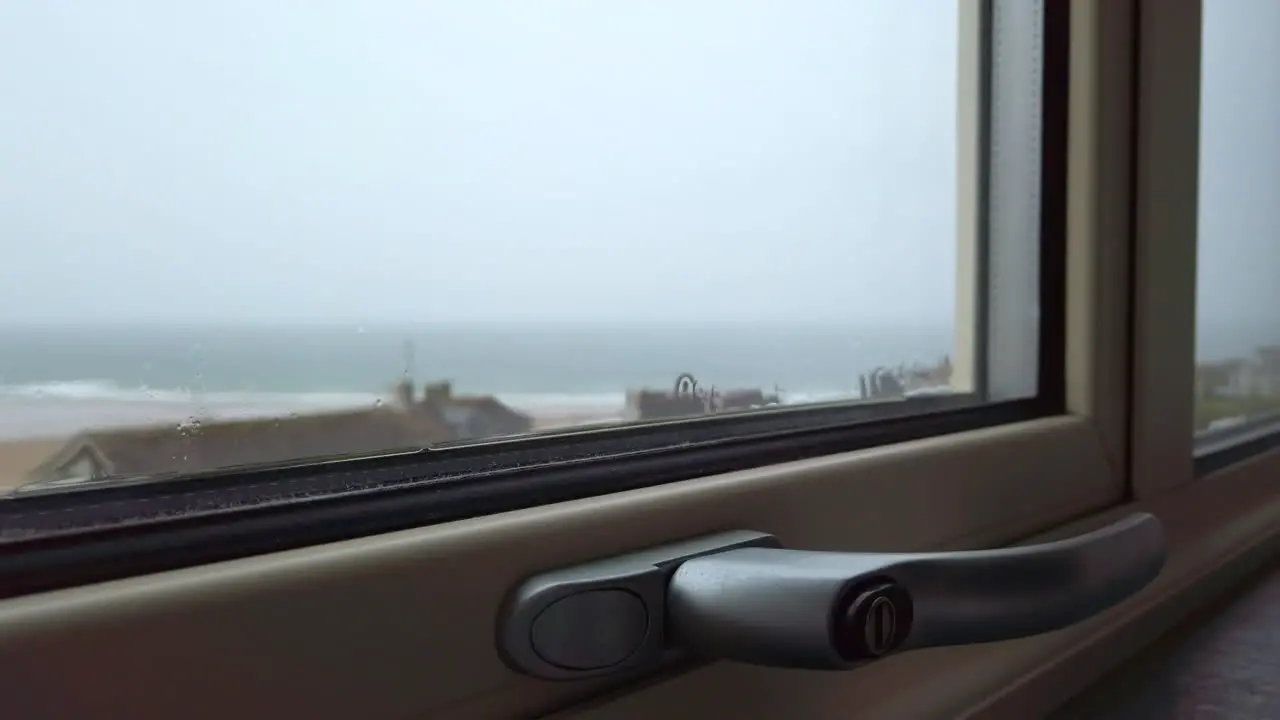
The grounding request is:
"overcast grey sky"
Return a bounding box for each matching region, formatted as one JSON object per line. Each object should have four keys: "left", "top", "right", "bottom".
{"left": 0, "top": 1, "right": 957, "bottom": 325}
{"left": 0, "top": 2, "right": 1272, "bottom": 331}
{"left": 1197, "top": 0, "right": 1280, "bottom": 334}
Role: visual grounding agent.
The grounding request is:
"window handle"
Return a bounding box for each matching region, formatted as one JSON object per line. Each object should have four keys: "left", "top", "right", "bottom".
{"left": 497, "top": 513, "right": 1165, "bottom": 681}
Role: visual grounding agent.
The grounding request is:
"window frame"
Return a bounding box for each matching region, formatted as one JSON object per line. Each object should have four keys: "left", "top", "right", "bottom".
{"left": 0, "top": 0, "right": 1076, "bottom": 599}
{"left": 1186, "top": 0, "right": 1280, "bottom": 477}
{"left": 0, "top": 1, "right": 1206, "bottom": 718}
{"left": 5, "top": 2, "right": 1280, "bottom": 720}
{"left": 1128, "top": 0, "right": 1202, "bottom": 498}
{"left": 1195, "top": 414, "right": 1280, "bottom": 475}
{"left": 1131, "top": 0, "right": 1280, "bottom": 483}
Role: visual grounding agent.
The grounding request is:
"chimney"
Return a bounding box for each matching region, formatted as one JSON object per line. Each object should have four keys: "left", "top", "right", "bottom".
{"left": 424, "top": 380, "right": 453, "bottom": 405}
{"left": 392, "top": 378, "right": 415, "bottom": 409}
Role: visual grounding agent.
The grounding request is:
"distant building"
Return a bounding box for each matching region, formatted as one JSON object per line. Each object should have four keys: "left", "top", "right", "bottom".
{"left": 718, "top": 388, "right": 779, "bottom": 410}
{"left": 859, "top": 356, "right": 954, "bottom": 400}
{"left": 1196, "top": 347, "right": 1280, "bottom": 399}
{"left": 26, "top": 406, "right": 454, "bottom": 487}
{"left": 1257, "top": 346, "right": 1280, "bottom": 390}
{"left": 1259, "top": 345, "right": 1280, "bottom": 370}
{"left": 623, "top": 373, "right": 780, "bottom": 422}
{"left": 24, "top": 378, "right": 535, "bottom": 488}
{"left": 860, "top": 369, "right": 905, "bottom": 399}
{"left": 413, "top": 380, "right": 534, "bottom": 441}
{"left": 623, "top": 389, "right": 707, "bottom": 422}
{"left": 1196, "top": 359, "right": 1246, "bottom": 399}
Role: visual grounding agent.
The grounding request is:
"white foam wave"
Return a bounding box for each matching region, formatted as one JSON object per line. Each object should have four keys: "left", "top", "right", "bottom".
{"left": 0, "top": 381, "right": 861, "bottom": 411}
{"left": 0, "top": 380, "right": 377, "bottom": 409}
{"left": 0, "top": 380, "right": 872, "bottom": 441}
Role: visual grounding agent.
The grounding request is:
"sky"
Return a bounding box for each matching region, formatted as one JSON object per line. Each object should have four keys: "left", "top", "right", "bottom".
{"left": 0, "top": 2, "right": 1272, "bottom": 332}
{"left": 0, "top": 1, "right": 957, "bottom": 326}
{"left": 1196, "top": 0, "right": 1280, "bottom": 338}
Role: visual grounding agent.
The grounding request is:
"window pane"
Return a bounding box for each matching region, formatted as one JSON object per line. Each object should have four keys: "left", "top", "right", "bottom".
{"left": 1194, "top": 0, "right": 1280, "bottom": 436}
{"left": 0, "top": 1, "right": 1044, "bottom": 493}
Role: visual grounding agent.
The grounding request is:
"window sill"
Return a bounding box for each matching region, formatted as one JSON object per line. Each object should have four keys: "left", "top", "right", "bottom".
{"left": 0, "top": 415, "right": 1121, "bottom": 720}
{"left": 1194, "top": 411, "right": 1280, "bottom": 476}
{"left": 966, "top": 448, "right": 1280, "bottom": 719}
{"left": 563, "top": 445, "right": 1280, "bottom": 720}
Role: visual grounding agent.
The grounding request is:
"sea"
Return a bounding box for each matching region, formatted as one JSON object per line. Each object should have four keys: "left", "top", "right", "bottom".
{"left": 3, "top": 321, "right": 1275, "bottom": 442}
{"left": 0, "top": 322, "right": 955, "bottom": 440}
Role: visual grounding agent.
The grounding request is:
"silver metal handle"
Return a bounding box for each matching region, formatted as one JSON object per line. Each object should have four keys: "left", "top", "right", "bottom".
{"left": 668, "top": 512, "right": 1165, "bottom": 669}
{"left": 496, "top": 513, "right": 1165, "bottom": 680}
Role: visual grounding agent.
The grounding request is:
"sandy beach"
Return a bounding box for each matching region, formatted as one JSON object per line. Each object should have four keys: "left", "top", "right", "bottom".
{"left": 0, "top": 437, "right": 68, "bottom": 492}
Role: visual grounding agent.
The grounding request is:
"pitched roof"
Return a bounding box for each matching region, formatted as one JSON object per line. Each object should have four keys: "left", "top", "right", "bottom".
{"left": 32, "top": 407, "right": 455, "bottom": 481}
{"left": 439, "top": 395, "right": 532, "bottom": 423}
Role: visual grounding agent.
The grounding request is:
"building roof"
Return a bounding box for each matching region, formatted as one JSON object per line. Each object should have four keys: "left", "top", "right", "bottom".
{"left": 440, "top": 394, "right": 532, "bottom": 422}
{"left": 1257, "top": 346, "right": 1280, "bottom": 364}
{"left": 30, "top": 407, "right": 455, "bottom": 481}
{"left": 625, "top": 389, "right": 707, "bottom": 420}
{"left": 718, "top": 389, "right": 775, "bottom": 409}
{"left": 427, "top": 394, "right": 534, "bottom": 441}
{"left": 405, "top": 379, "right": 534, "bottom": 439}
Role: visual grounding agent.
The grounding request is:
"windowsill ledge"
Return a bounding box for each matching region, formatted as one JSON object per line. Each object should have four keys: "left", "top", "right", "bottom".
{"left": 963, "top": 448, "right": 1280, "bottom": 718}
{"left": 561, "top": 447, "right": 1280, "bottom": 720}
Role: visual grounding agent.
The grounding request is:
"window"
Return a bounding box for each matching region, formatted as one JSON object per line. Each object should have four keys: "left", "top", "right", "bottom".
{"left": 0, "top": 0, "right": 1067, "bottom": 595}
{"left": 1193, "top": 0, "right": 1280, "bottom": 457}
{"left": 2, "top": 4, "right": 1169, "bottom": 720}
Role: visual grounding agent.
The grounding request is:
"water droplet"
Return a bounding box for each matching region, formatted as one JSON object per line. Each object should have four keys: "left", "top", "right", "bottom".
{"left": 357, "top": 326, "right": 367, "bottom": 334}
{"left": 373, "top": 398, "right": 384, "bottom": 408}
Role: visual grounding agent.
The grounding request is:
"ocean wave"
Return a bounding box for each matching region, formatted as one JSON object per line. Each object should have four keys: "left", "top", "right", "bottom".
{"left": 0, "top": 380, "right": 874, "bottom": 442}
{"left": 0, "top": 380, "right": 859, "bottom": 413}
{"left": 0, "top": 379, "right": 378, "bottom": 408}
{"left": 0, "top": 380, "right": 625, "bottom": 412}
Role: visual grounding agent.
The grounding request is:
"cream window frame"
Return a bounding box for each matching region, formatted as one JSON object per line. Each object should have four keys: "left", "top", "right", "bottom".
{"left": 6, "top": 2, "right": 1280, "bottom": 720}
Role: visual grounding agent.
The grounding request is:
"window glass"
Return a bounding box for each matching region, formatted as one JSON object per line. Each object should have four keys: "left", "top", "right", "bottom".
{"left": 0, "top": 1, "right": 1040, "bottom": 493}
{"left": 1194, "top": 0, "right": 1280, "bottom": 436}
